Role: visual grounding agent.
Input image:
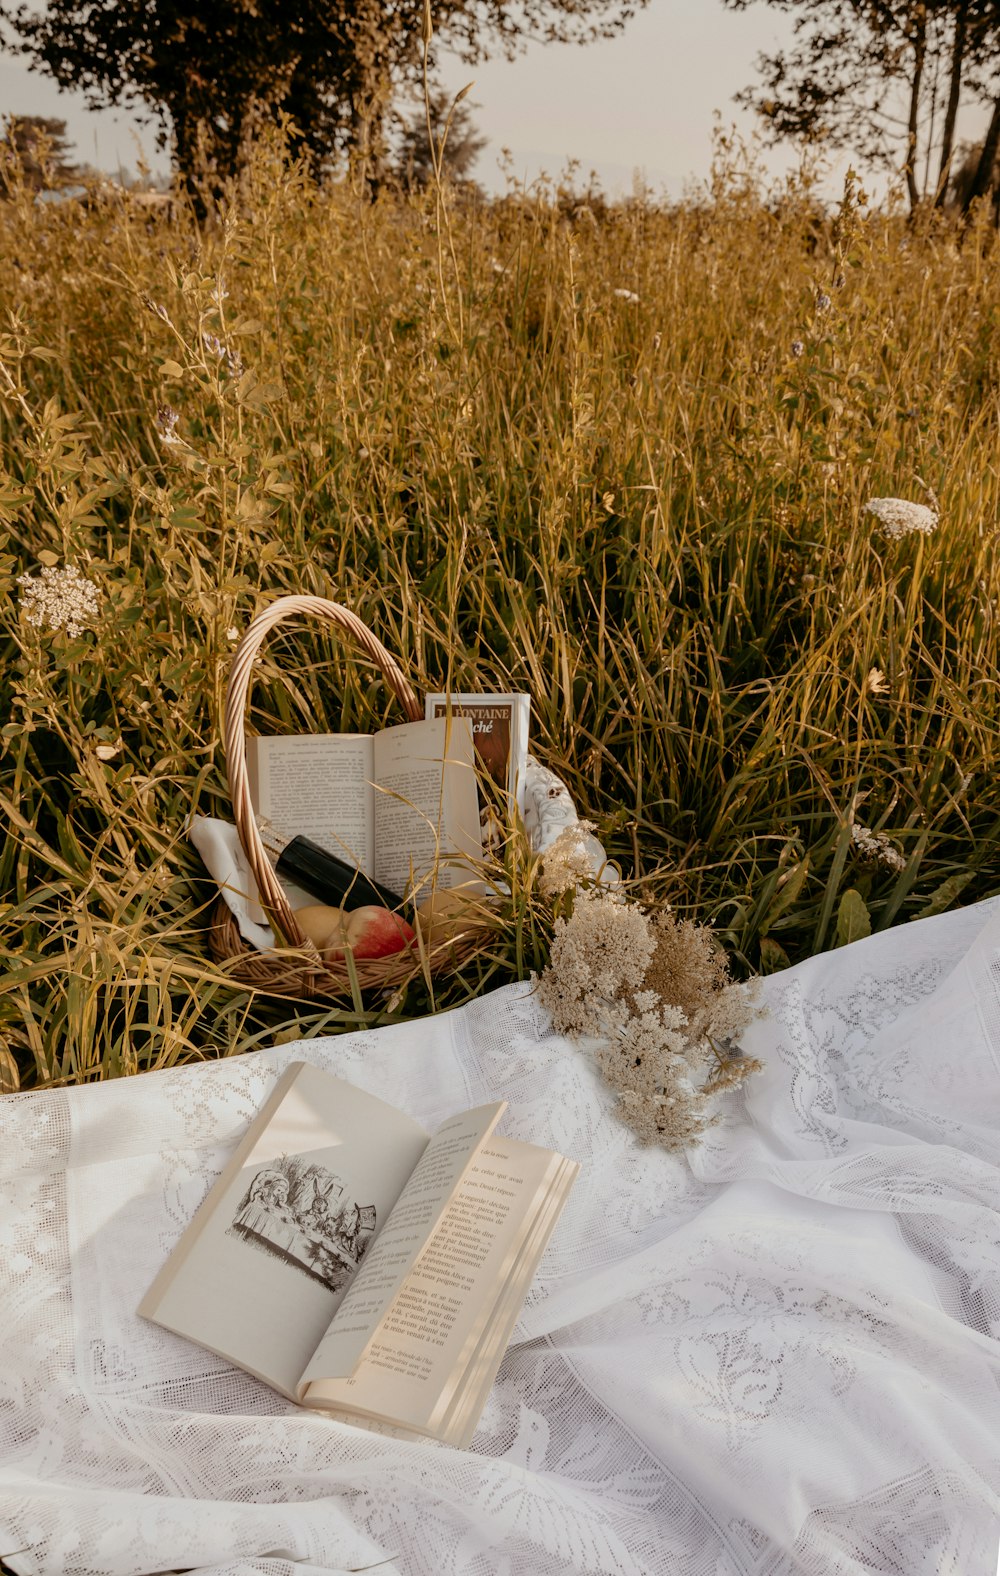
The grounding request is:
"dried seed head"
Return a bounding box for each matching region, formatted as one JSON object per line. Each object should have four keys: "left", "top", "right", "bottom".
{"left": 866, "top": 666, "right": 889, "bottom": 696}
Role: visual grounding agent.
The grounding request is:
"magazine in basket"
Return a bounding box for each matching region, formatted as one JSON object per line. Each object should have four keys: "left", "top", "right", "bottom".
{"left": 139, "top": 1061, "right": 578, "bottom": 1448}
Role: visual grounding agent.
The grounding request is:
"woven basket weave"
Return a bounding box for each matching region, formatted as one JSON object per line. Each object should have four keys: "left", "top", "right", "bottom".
{"left": 208, "top": 595, "right": 486, "bottom": 1000}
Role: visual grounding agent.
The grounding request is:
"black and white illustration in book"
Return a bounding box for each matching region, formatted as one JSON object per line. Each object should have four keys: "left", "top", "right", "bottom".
{"left": 228, "top": 1153, "right": 377, "bottom": 1293}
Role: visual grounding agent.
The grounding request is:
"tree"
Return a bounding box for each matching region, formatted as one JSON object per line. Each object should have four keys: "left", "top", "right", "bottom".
{"left": 0, "top": 0, "right": 646, "bottom": 197}
{"left": 724, "top": 1, "right": 1000, "bottom": 212}
{"left": 0, "top": 114, "right": 80, "bottom": 191}
{"left": 393, "top": 85, "right": 488, "bottom": 190}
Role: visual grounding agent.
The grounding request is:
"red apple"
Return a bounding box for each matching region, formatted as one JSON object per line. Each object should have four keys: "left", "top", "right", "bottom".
{"left": 325, "top": 906, "right": 415, "bottom": 962}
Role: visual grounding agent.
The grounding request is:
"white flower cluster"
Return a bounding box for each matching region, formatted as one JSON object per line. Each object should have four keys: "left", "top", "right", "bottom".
{"left": 17, "top": 563, "right": 103, "bottom": 637}
{"left": 537, "top": 820, "right": 604, "bottom": 898}
{"left": 613, "top": 288, "right": 640, "bottom": 303}
{"left": 866, "top": 497, "right": 938, "bottom": 539}
{"left": 851, "top": 823, "right": 906, "bottom": 873}
{"left": 536, "top": 891, "right": 763, "bottom": 1150}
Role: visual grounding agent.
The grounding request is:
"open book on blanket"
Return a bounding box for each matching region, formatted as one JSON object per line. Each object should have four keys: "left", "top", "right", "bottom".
{"left": 139, "top": 1061, "right": 578, "bottom": 1448}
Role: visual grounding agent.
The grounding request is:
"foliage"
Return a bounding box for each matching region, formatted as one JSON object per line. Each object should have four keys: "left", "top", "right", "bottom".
{"left": 2, "top": 128, "right": 1000, "bottom": 1091}
{"left": 393, "top": 86, "right": 488, "bottom": 191}
{"left": 726, "top": 0, "right": 1000, "bottom": 211}
{"left": 0, "top": 115, "right": 81, "bottom": 193}
{"left": 0, "top": 0, "right": 645, "bottom": 190}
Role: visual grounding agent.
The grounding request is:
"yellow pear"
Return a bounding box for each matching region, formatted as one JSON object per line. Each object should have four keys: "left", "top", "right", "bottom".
{"left": 415, "top": 885, "right": 496, "bottom": 952}
{"left": 291, "top": 902, "right": 347, "bottom": 950}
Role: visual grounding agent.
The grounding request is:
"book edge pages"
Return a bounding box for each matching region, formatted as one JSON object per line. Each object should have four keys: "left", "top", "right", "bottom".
{"left": 447, "top": 1156, "right": 579, "bottom": 1449}
{"left": 421, "top": 1146, "right": 567, "bottom": 1437}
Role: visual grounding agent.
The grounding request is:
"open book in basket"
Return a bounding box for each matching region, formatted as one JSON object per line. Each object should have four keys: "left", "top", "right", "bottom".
{"left": 209, "top": 595, "right": 530, "bottom": 1001}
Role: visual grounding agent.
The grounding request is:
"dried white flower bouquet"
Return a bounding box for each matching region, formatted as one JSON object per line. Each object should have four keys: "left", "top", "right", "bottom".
{"left": 535, "top": 824, "right": 764, "bottom": 1152}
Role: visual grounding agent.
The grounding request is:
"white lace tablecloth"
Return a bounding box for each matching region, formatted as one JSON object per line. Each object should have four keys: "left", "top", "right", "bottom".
{"left": 2, "top": 899, "right": 999, "bottom": 1576}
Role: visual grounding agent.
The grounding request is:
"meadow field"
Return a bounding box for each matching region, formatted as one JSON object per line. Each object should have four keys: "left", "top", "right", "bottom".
{"left": 2, "top": 131, "right": 999, "bottom": 1089}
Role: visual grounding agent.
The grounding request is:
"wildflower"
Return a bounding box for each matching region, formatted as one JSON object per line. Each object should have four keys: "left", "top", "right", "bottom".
{"left": 17, "top": 563, "right": 103, "bottom": 637}
{"left": 866, "top": 666, "right": 889, "bottom": 696}
{"left": 851, "top": 823, "right": 906, "bottom": 873}
{"left": 202, "top": 332, "right": 243, "bottom": 379}
{"left": 538, "top": 820, "right": 600, "bottom": 898}
{"left": 791, "top": 339, "right": 805, "bottom": 359}
{"left": 536, "top": 888, "right": 655, "bottom": 1038}
{"left": 816, "top": 292, "right": 832, "bottom": 314}
{"left": 613, "top": 288, "right": 640, "bottom": 303}
{"left": 155, "top": 404, "right": 181, "bottom": 446}
{"left": 865, "top": 497, "right": 938, "bottom": 539}
{"left": 490, "top": 258, "right": 507, "bottom": 275}
{"left": 142, "top": 295, "right": 171, "bottom": 324}
{"left": 536, "top": 893, "right": 763, "bottom": 1151}
{"left": 210, "top": 281, "right": 229, "bottom": 307}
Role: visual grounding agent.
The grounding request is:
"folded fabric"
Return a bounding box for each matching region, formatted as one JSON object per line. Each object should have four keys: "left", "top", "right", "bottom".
{"left": 2, "top": 899, "right": 998, "bottom": 1575}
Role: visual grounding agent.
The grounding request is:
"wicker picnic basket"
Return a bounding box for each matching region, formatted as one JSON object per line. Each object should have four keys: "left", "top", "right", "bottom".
{"left": 208, "top": 594, "right": 490, "bottom": 1000}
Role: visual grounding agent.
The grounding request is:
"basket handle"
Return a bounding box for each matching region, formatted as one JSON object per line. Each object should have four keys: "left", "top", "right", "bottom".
{"left": 224, "top": 595, "right": 422, "bottom": 948}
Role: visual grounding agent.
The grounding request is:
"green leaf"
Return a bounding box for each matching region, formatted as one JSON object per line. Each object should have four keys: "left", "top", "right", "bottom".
{"left": 759, "top": 936, "right": 790, "bottom": 974}
{"left": 760, "top": 855, "right": 810, "bottom": 934}
{"left": 836, "top": 888, "right": 871, "bottom": 948}
{"left": 913, "top": 871, "right": 974, "bottom": 920}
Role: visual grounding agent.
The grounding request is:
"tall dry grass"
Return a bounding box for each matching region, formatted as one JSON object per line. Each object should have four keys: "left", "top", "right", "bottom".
{"left": 2, "top": 129, "right": 999, "bottom": 1088}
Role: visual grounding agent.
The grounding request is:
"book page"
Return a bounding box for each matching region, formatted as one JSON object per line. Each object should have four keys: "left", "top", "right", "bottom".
{"left": 139, "top": 1062, "right": 430, "bottom": 1399}
{"left": 297, "top": 1103, "right": 504, "bottom": 1398}
{"left": 370, "top": 716, "right": 484, "bottom": 897}
{"left": 246, "top": 733, "right": 376, "bottom": 875}
{"left": 301, "top": 1135, "right": 564, "bottom": 1433}
{"left": 441, "top": 1153, "right": 579, "bottom": 1448}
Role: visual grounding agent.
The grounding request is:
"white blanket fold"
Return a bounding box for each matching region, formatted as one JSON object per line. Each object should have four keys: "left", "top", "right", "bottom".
{"left": 1, "top": 899, "right": 999, "bottom": 1576}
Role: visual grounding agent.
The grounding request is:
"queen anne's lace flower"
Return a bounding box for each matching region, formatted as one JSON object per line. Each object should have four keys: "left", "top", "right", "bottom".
{"left": 866, "top": 497, "right": 938, "bottom": 539}
{"left": 17, "top": 563, "right": 103, "bottom": 637}
{"left": 851, "top": 823, "right": 906, "bottom": 872}
{"left": 537, "top": 889, "right": 654, "bottom": 1038}
{"left": 537, "top": 892, "right": 763, "bottom": 1150}
{"left": 538, "top": 821, "right": 601, "bottom": 898}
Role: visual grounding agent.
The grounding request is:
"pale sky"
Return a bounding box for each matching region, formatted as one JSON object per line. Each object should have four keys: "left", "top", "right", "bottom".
{"left": 0, "top": 1, "right": 985, "bottom": 200}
